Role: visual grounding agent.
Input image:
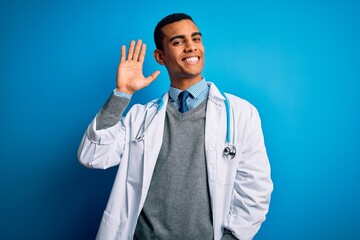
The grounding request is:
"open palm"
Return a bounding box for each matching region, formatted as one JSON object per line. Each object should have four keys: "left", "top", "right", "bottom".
{"left": 116, "top": 40, "right": 160, "bottom": 94}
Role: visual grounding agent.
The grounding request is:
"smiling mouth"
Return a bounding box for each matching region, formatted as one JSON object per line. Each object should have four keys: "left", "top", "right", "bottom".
{"left": 183, "top": 56, "right": 200, "bottom": 64}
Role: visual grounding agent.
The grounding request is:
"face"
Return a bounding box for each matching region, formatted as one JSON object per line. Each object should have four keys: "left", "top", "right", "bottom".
{"left": 154, "top": 19, "right": 205, "bottom": 85}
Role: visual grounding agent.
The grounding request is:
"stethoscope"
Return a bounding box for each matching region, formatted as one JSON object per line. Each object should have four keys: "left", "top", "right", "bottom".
{"left": 134, "top": 93, "right": 236, "bottom": 159}
{"left": 222, "top": 94, "right": 237, "bottom": 159}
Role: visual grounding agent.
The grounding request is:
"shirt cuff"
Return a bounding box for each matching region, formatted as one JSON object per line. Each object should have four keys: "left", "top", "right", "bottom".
{"left": 113, "top": 89, "right": 132, "bottom": 99}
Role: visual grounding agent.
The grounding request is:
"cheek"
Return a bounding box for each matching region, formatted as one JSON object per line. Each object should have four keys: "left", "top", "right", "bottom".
{"left": 199, "top": 45, "right": 205, "bottom": 54}
{"left": 169, "top": 54, "right": 182, "bottom": 65}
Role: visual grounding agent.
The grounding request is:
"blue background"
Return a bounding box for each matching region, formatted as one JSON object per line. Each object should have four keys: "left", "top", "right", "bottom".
{"left": 1, "top": 0, "right": 360, "bottom": 239}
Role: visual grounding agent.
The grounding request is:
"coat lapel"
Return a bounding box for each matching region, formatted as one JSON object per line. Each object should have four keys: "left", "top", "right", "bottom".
{"left": 204, "top": 83, "right": 226, "bottom": 200}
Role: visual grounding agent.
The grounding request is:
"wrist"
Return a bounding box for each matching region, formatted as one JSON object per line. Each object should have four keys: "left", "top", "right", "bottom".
{"left": 115, "top": 87, "right": 134, "bottom": 95}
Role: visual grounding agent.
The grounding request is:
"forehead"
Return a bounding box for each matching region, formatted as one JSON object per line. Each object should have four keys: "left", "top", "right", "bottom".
{"left": 161, "top": 19, "right": 200, "bottom": 39}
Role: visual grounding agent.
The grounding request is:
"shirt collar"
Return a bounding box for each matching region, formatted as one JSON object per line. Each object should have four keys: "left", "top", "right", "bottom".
{"left": 169, "top": 78, "right": 207, "bottom": 101}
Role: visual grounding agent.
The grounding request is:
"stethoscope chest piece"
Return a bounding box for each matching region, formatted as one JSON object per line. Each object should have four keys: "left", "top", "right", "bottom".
{"left": 223, "top": 145, "right": 236, "bottom": 159}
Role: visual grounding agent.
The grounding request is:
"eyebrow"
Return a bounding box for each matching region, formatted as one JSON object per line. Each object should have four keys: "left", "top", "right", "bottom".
{"left": 169, "top": 32, "right": 202, "bottom": 42}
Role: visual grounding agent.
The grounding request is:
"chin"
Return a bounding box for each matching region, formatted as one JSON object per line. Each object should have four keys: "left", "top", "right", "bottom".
{"left": 185, "top": 66, "right": 203, "bottom": 76}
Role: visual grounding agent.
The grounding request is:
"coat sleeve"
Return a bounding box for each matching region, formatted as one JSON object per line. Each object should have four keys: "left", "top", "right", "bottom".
{"left": 77, "top": 93, "right": 130, "bottom": 169}
{"left": 77, "top": 116, "right": 127, "bottom": 169}
{"left": 223, "top": 104, "right": 273, "bottom": 240}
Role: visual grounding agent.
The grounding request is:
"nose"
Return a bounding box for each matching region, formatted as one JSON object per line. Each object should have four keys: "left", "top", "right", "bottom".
{"left": 184, "top": 40, "right": 197, "bottom": 52}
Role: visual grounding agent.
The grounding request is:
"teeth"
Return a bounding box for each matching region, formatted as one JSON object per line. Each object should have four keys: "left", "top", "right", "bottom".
{"left": 185, "top": 57, "right": 199, "bottom": 63}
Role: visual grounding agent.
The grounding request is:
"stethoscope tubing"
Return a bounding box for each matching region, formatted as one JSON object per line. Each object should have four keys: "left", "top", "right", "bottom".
{"left": 223, "top": 93, "right": 231, "bottom": 144}
{"left": 134, "top": 92, "right": 236, "bottom": 159}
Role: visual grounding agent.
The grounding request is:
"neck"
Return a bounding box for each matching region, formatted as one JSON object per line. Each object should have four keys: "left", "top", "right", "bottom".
{"left": 170, "top": 75, "right": 203, "bottom": 90}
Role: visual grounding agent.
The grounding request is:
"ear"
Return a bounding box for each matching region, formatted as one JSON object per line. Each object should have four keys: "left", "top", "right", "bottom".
{"left": 154, "top": 49, "right": 165, "bottom": 65}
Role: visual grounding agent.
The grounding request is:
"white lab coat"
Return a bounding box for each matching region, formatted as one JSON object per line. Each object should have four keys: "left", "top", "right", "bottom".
{"left": 78, "top": 82, "right": 273, "bottom": 240}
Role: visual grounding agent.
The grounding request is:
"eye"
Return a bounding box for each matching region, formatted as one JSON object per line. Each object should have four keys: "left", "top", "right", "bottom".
{"left": 172, "top": 40, "right": 184, "bottom": 46}
{"left": 193, "top": 37, "right": 202, "bottom": 42}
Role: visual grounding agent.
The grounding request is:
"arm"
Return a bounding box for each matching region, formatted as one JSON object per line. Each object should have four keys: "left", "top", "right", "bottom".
{"left": 77, "top": 93, "right": 130, "bottom": 169}
{"left": 223, "top": 106, "right": 273, "bottom": 240}
{"left": 77, "top": 40, "right": 160, "bottom": 169}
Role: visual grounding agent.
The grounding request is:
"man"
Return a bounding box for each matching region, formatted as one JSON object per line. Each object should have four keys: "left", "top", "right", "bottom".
{"left": 78, "top": 13, "right": 273, "bottom": 240}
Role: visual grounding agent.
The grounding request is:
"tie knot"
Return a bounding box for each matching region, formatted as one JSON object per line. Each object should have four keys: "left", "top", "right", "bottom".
{"left": 178, "top": 90, "right": 191, "bottom": 113}
{"left": 178, "top": 90, "right": 190, "bottom": 101}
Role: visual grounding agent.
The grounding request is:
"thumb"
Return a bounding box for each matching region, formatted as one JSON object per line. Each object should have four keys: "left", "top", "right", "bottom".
{"left": 146, "top": 70, "right": 160, "bottom": 84}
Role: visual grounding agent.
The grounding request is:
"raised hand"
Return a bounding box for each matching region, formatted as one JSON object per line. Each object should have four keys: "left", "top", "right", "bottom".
{"left": 116, "top": 39, "right": 160, "bottom": 94}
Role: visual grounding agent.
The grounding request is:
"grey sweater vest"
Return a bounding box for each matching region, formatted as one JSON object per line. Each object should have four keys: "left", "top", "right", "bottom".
{"left": 135, "top": 99, "right": 213, "bottom": 239}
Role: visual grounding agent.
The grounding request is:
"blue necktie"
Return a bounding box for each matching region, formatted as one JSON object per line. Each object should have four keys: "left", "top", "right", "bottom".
{"left": 178, "top": 90, "right": 191, "bottom": 113}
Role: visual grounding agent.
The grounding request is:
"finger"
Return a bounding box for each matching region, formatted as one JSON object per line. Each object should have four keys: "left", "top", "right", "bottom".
{"left": 120, "top": 45, "right": 126, "bottom": 62}
{"left": 146, "top": 70, "right": 160, "bottom": 84}
{"left": 127, "top": 40, "right": 135, "bottom": 60}
{"left": 133, "top": 39, "right": 142, "bottom": 61}
{"left": 138, "top": 43, "right": 146, "bottom": 63}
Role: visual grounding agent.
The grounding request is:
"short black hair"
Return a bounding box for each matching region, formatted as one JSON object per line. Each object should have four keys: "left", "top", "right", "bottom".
{"left": 154, "top": 13, "right": 194, "bottom": 50}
